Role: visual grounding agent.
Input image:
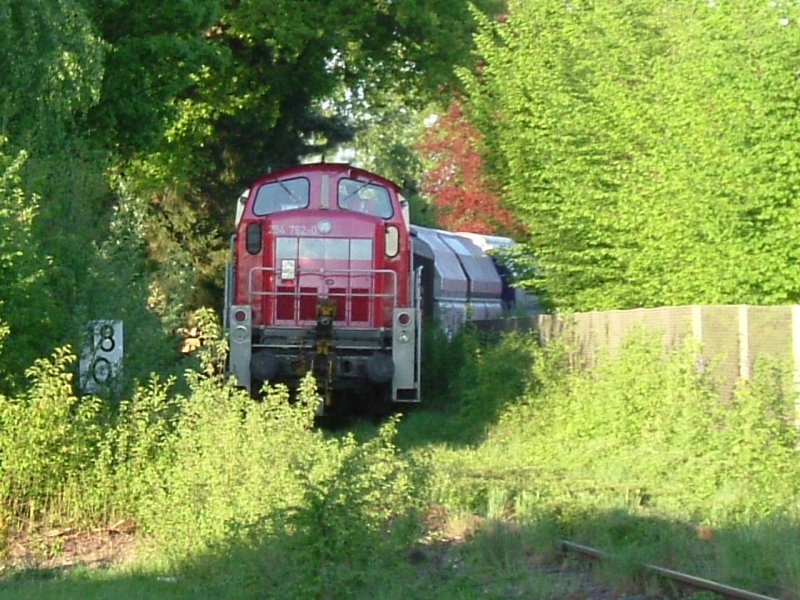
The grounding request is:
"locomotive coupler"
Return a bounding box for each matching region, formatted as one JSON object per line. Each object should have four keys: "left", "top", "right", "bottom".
{"left": 313, "top": 299, "right": 337, "bottom": 405}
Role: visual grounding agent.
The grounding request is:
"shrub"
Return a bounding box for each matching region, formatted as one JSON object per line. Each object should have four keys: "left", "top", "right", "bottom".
{"left": 88, "top": 374, "right": 180, "bottom": 522}
{"left": 181, "top": 414, "right": 424, "bottom": 598}
{"left": 445, "top": 329, "right": 800, "bottom": 523}
{"left": 420, "top": 321, "right": 476, "bottom": 405}
{"left": 0, "top": 348, "right": 101, "bottom": 522}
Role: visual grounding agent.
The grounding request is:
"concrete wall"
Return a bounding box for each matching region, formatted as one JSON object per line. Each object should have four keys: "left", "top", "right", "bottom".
{"left": 477, "top": 305, "right": 800, "bottom": 406}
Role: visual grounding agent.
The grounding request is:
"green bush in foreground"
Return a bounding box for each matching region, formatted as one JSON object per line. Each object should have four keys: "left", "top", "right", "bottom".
{"left": 409, "top": 328, "right": 800, "bottom": 596}
{"left": 177, "top": 414, "right": 422, "bottom": 598}
{"left": 0, "top": 348, "right": 101, "bottom": 524}
{"left": 3, "top": 322, "right": 800, "bottom": 598}
{"left": 427, "top": 329, "right": 800, "bottom": 524}
{"left": 92, "top": 355, "right": 422, "bottom": 578}
{"left": 0, "top": 313, "right": 421, "bottom": 558}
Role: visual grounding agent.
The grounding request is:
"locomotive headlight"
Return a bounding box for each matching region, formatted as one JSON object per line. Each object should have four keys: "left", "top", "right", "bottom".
{"left": 318, "top": 220, "right": 332, "bottom": 234}
{"left": 246, "top": 222, "right": 262, "bottom": 254}
{"left": 385, "top": 225, "right": 399, "bottom": 257}
{"left": 233, "top": 325, "right": 249, "bottom": 343}
{"left": 397, "top": 330, "right": 410, "bottom": 343}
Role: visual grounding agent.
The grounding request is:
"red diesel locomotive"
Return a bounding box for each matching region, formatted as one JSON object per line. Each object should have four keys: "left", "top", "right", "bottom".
{"left": 224, "top": 163, "right": 421, "bottom": 411}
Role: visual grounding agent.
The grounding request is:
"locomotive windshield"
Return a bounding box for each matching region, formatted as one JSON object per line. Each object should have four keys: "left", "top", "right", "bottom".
{"left": 337, "top": 178, "right": 393, "bottom": 219}
{"left": 253, "top": 177, "right": 310, "bottom": 215}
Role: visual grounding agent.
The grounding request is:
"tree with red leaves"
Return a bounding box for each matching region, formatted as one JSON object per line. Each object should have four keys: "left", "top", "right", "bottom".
{"left": 418, "top": 100, "right": 518, "bottom": 234}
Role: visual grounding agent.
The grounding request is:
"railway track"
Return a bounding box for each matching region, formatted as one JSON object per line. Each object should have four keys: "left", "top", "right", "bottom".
{"left": 561, "top": 540, "right": 780, "bottom": 600}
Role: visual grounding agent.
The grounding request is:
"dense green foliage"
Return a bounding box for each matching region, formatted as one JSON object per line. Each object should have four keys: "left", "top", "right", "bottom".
{"left": 2, "top": 328, "right": 800, "bottom": 598}
{"left": 464, "top": 0, "right": 800, "bottom": 309}
{"left": 0, "top": 336, "right": 424, "bottom": 597}
{"left": 0, "top": 1, "right": 191, "bottom": 391}
{"left": 0, "top": 0, "right": 103, "bottom": 146}
{"left": 0, "top": 148, "right": 54, "bottom": 384}
{"left": 435, "top": 332, "right": 800, "bottom": 521}
{"left": 0, "top": 349, "right": 100, "bottom": 522}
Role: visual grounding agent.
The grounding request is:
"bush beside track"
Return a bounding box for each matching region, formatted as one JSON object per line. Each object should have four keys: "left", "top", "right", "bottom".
{"left": 1, "top": 316, "right": 799, "bottom": 598}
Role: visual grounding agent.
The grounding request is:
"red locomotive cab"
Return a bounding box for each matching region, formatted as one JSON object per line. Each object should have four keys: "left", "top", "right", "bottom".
{"left": 225, "top": 164, "right": 420, "bottom": 409}
{"left": 233, "top": 167, "right": 411, "bottom": 328}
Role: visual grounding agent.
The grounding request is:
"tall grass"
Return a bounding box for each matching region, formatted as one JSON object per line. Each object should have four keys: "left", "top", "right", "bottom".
{"left": 499, "top": 332, "right": 797, "bottom": 521}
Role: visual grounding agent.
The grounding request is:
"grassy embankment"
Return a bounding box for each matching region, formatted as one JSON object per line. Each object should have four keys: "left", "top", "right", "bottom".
{"left": 1, "top": 315, "right": 799, "bottom": 599}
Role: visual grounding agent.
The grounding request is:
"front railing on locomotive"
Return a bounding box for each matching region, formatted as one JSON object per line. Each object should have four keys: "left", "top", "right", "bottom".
{"left": 247, "top": 267, "right": 398, "bottom": 328}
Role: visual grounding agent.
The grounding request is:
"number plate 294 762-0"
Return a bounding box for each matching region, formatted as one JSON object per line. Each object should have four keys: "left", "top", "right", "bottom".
{"left": 270, "top": 224, "right": 319, "bottom": 236}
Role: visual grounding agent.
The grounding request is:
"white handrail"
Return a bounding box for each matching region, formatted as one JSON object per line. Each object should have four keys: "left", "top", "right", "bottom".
{"left": 247, "top": 266, "right": 398, "bottom": 325}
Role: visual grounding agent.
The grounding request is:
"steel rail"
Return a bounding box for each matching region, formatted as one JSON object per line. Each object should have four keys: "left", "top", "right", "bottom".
{"left": 560, "top": 540, "right": 780, "bottom": 600}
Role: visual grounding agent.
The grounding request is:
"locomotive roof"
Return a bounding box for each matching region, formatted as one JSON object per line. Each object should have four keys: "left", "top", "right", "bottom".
{"left": 251, "top": 163, "right": 401, "bottom": 192}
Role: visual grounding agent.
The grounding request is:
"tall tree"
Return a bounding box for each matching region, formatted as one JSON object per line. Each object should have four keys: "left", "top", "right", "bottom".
{"left": 80, "top": 0, "right": 220, "bottom": 154}
{"left": 0, "top": 0, "right": 193, "bottom": 389}
{"left": 123, "top": 0, "right": 505, "bottom": 307}
{"left": 418, "top": 99, "right": 518, "bottom": 233}
{"left": 465, "top": 0, "right": 800, "bottom": 310}
{"left": 0, "top": 0, "right": 103, "bottom": 145}
{"left": 0, "top": 1, "right": 105, "bottom": 386}
{"left": 0, "top": 147, "right": 54, "bottom": 386}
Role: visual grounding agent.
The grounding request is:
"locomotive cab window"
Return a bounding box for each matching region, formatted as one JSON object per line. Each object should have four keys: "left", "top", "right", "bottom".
{"left": 337, "top": 178, "right": 393, "bottom": 219}
{"left": 253, "top": 177, "right": 310, "bottom": 215}
{"left": 276, "top": 236, "right": 374, "bottom": 262}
